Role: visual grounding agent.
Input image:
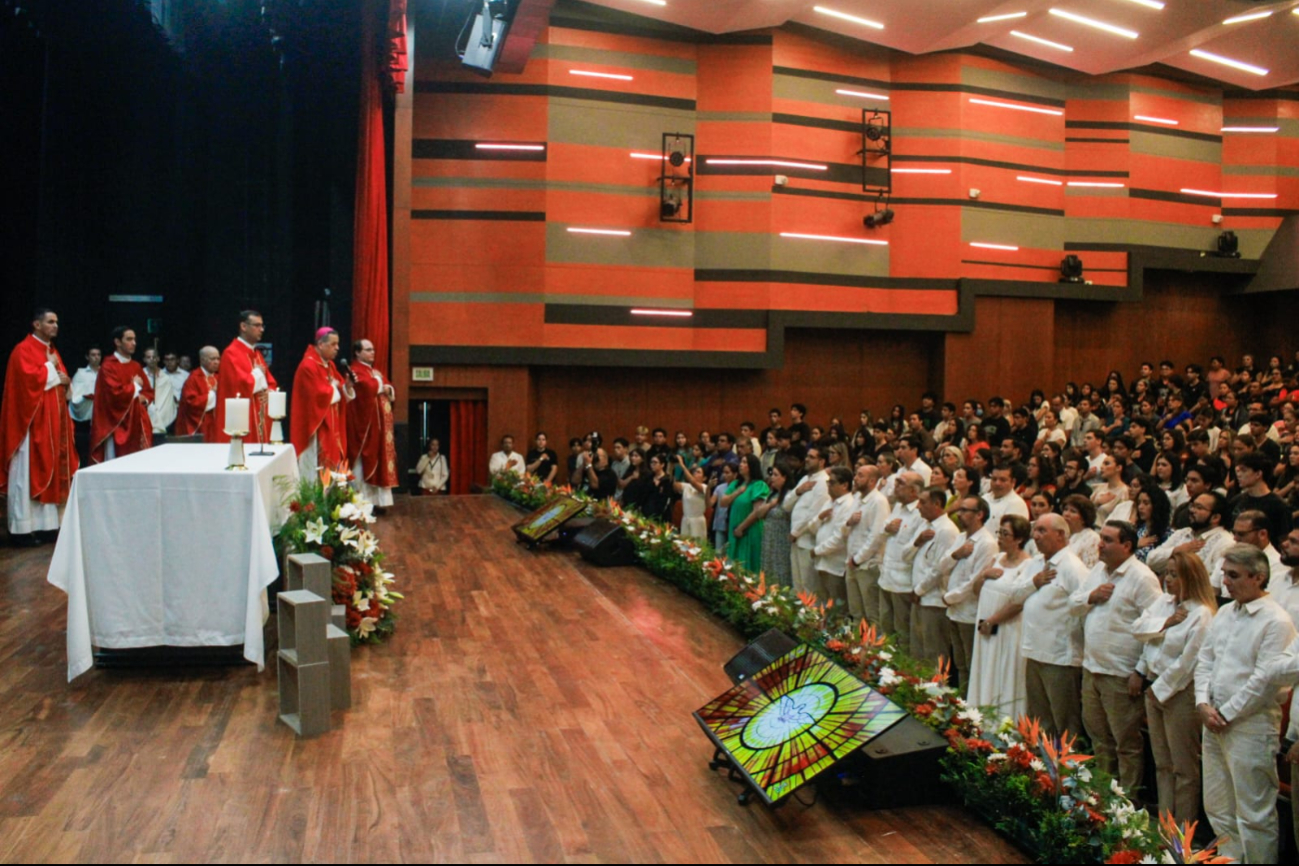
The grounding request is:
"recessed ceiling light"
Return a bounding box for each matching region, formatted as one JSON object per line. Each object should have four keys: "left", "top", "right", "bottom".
{"left": 1134, "top": 115, "right": 1178, "bottom": 125}
{"left": 812, "top": 6, "right": 884, "bottom": 30}
{"left": 1119, "top": 0, "right": 1164, "bottom": 9}
{"left": 780, "top": 232, "right": 889, "bottom": 245}
{"left": 567, "top": 227, "right": 633, "bottom": 236}
{"left": 970, "top": 97, "right": 1064, "bottom": 116}
{"left": 1010, "top": 30, "right": 1074, "bottom": 52}
{"left": 1049, "top": 9, "right": 1138, "bottom": 39}
{"left": 707, "top": 159, "right": 828, "bottom": 171}
{"left": 970, "top": 242, "right": 1019, "bottom": 251}
{"left": 977, "top": 12, "right": 1028, "bottom": 23}
{"left": 1220, "top": 126, "right": 1280, "bottom": 133}
{"left": 836, "top": 89, "right": 890, "bottom": 101}
{"left": 1189, "top": 49, "right": 1268, "bottom": 77}
{"left": 1222, "top": 10, "right": 1272, "bottom": 24}
{"left": 1017, "top": 175, "right": 1064, "bottom": 186}
{"left": 891, "top": 168, "right": 951, "bottom": 174}
{"left": 1180, "top": 188, "right": 1277, "bottom": 199}
{"left": 570, "top": 70, "right": 634, "bottom": 81}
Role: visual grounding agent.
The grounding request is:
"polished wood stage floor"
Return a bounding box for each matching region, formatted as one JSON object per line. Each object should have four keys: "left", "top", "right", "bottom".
{"left": 0, "top": 495, "right": 1025, "bottom": 863}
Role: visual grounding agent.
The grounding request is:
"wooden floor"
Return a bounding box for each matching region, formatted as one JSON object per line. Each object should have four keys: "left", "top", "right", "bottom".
{"left": 0, "top": 495, "right": 1026, "bottom": 864}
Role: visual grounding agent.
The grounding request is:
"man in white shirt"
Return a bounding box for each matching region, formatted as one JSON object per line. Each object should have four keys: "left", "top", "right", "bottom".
{"left": 161, "top": 351, "right": 188, "bottom": 401}
{"left": 1198, "top": 544, "right": 1296, "bottom": 865}
{"left": 910, "top": 487, "right": 961, "bottom": 666}
{"left": 1268, "top": 529, "right": 1299, "bottom": 857}
{"left": 787, "top": 446, "right": 831, "bottom": 595}
{"left": 1146, "top": 492, "right": 1233, "bottom": 583}
{"left": 1011, "top": 513, "right": 1089, "bottom": 738}
{"left": 984, "top": 465, "right": 1029, "bottom": 526}
{"left": 845, "top": 464, "right": 889, "bottom": 624}
{"left": 142, "top": 347, "right": 176, "bottom": 435}
{"left": 812, "top": 467, "right": 856, "bottom": 608}
{"left": 878, "top": 472, "right": 925, "bottom": 654}
{"left": 488, "top": 435, "right": 525, "bottom": 477}
{"left": 942, "top": 496, "right": 998, "bottom": 697}
{"left": 1081, "top": 429, "right": 1107, "bottom": 491}
{"left": 68, "top": 347, "right": 100, "bottom": 466}
{"left": 895, "top": 436, "right": 931, "bottom": 486}
{"left": 1069, "top": 520, "right": 1162, "bottom": 797}
{"left": 1227, "top": 510, "right": 1285, "bottom": 591}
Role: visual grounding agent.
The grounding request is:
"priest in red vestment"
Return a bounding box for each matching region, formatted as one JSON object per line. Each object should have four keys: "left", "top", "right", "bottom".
{"left": 174, "top": 346, "right": 221, "bottom": 440}
{"left": 90, "top": 326, "right": 153, "bottom": 463}
{"left": 290, "top": 328, "right": 354, "bottom": 478}
{"left": 215, "top": 310, "right": 277, "bottom": 443}
{"left": 0, "top": 309, "right": 78, "bottom": 545}
{"left": 346, "top": 338, "right": 398, "bottom": 509}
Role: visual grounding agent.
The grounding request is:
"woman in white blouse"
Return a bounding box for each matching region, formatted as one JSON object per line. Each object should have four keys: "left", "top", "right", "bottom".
{"left": 1091, "top": 454, "right": 1129, "bottom": 527}
{"left": 1133, "top": 551, "right": 1217, "bottom": 824}
{"left": 968, "top": 515, "right": 1034, "bottom": 718}
{"left": 1060, "top": 494, "right": 1100, "bottom": 569}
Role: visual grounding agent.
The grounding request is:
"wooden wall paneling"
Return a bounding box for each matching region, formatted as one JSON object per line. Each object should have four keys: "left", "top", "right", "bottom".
{"left": 393, "top": 29, "right": 415, "bottom": 424}
{"left": 943, "top": 297, "right": 1055, "bottom": 406}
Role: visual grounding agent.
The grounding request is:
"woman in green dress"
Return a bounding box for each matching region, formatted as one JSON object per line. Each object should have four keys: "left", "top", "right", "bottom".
{"left": 722, "top": 454, "right": 770, "bottom": 574}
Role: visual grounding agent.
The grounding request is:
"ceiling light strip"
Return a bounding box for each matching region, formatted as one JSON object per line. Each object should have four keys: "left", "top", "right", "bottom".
{"left": 969, "top": 98, "right": 1064, "bottom": 116}
{"left": 475, "top": 143, "right": 546, "bottom": 151}
{"left": 630, "top": 308, "right": 693, "bottom": 317}
{"left": 630, "top": 152, "right": 691, "bottom": 161}
{"left": 812, "top": 6, "right": 884, "bottom": 29}
{"left": 1120, "top": 0, "right": 1164, "bottom": 9}
{"left": 1048, "top": 8, "right": 1138, "bottom": 39}
{"left": 780, "top": 232, "right": 889, "bottom": 246}
{"left": 569, "top": 70, "right": 634, "bottom": 81}
{"left": 629, "top": 0, "right": 667, "bottom": 6}
{"left": 1223, "top": 10, "right": 1272, "bottom": 24}
{"left": 891, "top": 168, "right": 951, "bottom": 174}
{"left": 1180, "top": 188, "right": 1277, "bottom": 199}
{"left": 1189, "top": 49, "right": 1268, "bottom": 77}
{"left": 977, "top": 12, "right": 1028, "bottom": 23}
{"left": 1010, "top": 30, "right": 1074, "bottom": 52}
{"left": 1067, "top": 181, "right": 1126, "bottom": 188}
{"left": 1134, "top": 115, "right": 1178, "bottom": 125}
{"left": 970, "top": 242, "right": 1019, "bottom": 251}
{"left": 567, "top": 227, "right": 633, "bottom": 236}
{"left": 836, "top": 89, "right": 890, "bottom": 101}
{"left": 1017, "top": 175, "right": 1064, "bottom": 186}
{"left": 707, "top": 159, "right": 828, "bottom": 171}
{"left": 1220, "top": 127, "right": 1280, "bottom": 133}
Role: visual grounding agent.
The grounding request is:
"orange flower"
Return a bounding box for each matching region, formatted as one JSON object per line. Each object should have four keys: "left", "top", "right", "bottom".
{"left": 859, "top": 620, "right": 886, "bottom": 648}
{"left": 1158, "top": 812, "right": 1233, "bottom": 864}
{"left": 743, "top": 573, "right": 768, "bottom": 602}
{"left": 931, "top": 656, "right": 951, "bottom": 686}
{"left": 1105, "top": 849, "right": 1143, "bottom": 864}
{"left": 797, "top": 589, "right": 820, "bottom": 609}
{"left": 1016, "top": 715, "right": 1043, "bottom": 750}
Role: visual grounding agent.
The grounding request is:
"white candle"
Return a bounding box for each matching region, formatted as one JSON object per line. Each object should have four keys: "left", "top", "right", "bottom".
{"left": 226, "top": 397, "right": 249, "bottom": 434}
{"left": 269, "top": 390, "right": 287, "bottom": 418}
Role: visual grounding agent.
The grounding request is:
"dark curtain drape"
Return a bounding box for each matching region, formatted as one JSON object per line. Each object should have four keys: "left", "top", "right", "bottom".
{"left": 351, "top": 0, "right": 393, "bottom": 374}
{"left": 449, "top": 400, "right": 488, "bottom": 494}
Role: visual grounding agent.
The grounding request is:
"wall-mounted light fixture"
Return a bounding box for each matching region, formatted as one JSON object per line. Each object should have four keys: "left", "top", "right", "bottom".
{"left": 657, "top": 132, "right": 694, "bottom": 223}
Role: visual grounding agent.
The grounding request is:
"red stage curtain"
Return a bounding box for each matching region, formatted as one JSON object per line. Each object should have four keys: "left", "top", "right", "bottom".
{"left": 385, "top": 0, "right": 408, "bottom": 94}
{"left": 449, "top": 400, "right": 488, "bottom": 494}
{"left": 352, "top": 1, "right": 391, "bottom": 375}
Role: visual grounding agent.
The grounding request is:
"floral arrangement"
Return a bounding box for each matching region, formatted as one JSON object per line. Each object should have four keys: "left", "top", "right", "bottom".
{"left": 492, "top": 470, "right": 1226, "bottom": 865}
{"left": 280, "top": 469, "right": 402, "bottom": 644}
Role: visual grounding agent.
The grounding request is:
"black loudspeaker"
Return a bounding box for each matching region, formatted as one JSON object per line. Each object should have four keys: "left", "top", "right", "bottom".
{"left": 723, "top": 629, "right": 800, "bottom": 684}
{"left": 823, "top": 714, "right": 952, "bottom": 808}
{"left": 572, "top": 519, "right": 638, "bottom": 567}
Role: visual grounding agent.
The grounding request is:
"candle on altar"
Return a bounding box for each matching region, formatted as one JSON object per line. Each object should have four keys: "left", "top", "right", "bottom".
{"left": 226, "top": 396, "right": 250, "bottom": 434}
{"left": 268, "top": 389, "right": 287, "bottom": 418}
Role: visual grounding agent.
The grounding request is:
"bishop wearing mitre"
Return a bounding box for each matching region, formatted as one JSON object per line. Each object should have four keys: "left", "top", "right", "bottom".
{"left": 90, "top": 326, "right": 153, "bottom": 463}
{"left": 216, "top": 310, "right": 277, "bottom": 443}
{"left": 291, "top": 327, "right": 354, "bottom": 479}
{"left": 346, "top": 338, "right": 398, "bottom": 509}
{"left": 0, "top": 308, "right": 78, "bottom": 546}
{"left": 174, "top": 346, "right": 221, "bottom": 440}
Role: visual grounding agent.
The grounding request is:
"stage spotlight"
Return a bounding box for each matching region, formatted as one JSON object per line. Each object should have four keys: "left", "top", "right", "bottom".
{"left": 669, "top": 150, "right": 686, "bottom": 167}
{"left": 459, "top": 0, "right": 513, "bottom": 77}
{"left": 1059, "top": 254, "right": 1085, "bottom": 283}
{"left": 865, "top": 125, "right": 883, "bottom": 142}
{"left": 660, "top": 193, "right": 682, "bottom": 219}
{"left": 1213, "top": 230, "right": 1240, "bottom": 258}
{"left": 864, "top": 208, "right": 894, "bottom": 229}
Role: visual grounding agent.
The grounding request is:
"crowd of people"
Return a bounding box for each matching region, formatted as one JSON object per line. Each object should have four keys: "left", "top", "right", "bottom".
{"left": 497, "top": 356, "right": 1299, "bottom": 863}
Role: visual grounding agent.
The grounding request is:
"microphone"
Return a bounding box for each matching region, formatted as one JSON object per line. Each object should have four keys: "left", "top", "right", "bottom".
{"left": 336, "top": 358, "right": 357, "bottom": 383}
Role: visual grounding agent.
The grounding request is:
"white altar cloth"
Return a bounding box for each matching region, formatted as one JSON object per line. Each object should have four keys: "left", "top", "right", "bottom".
{"left": 47, "top": 444, "right": 299, "bottom": 680}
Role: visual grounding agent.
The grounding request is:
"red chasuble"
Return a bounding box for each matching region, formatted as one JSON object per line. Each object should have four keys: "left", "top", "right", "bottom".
{"left": 290, "top": 346, "right": 348, "bottom": 470}
{"left": 90, "top": 355, "right": 153, "bottom": 463}
{"left": 215, "top": 338, "right": 277, "bottom": 443}
{"left": 175, "top": 370, "right": 219, "bottom": 440}
{"left": 0, "top": 335, "right": 78, "bottom": 503}
{"left": 346, "top": 362, "right": 398, "bottom": 488}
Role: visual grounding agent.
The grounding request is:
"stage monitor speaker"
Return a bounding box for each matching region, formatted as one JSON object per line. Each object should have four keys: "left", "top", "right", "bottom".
{"left": 822, "top": 714, "right": 951, "bottom": 808}
{"left": 572, "top": 519, "right": 638, "bottom": 567}
{"left": 723, "top": 629, "right": 800, "bottom": 684}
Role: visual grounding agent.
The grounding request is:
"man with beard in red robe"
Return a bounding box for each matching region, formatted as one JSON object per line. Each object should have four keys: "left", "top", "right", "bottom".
{"left": 216, "top": 310, "right": 277, "bottom": 444}
{"left": 175, "top": 345, "right": 221, "bottom": 440}
{"left": 290, "top": 328, "right": 354, "bottom": 479}
{"left": 90, "top": 326, "right": 153, "bottom": 463}
{"left": 0, "top": 308, "right": 78, "bottom": 546}
{"left": 346, "top": 338, "right": 398, "bottom": 511}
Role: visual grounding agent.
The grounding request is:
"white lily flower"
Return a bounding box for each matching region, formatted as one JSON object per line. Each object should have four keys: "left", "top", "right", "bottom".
{"left": 358, "top": 617, "right": 377, "bottom": 637}
{"left": 304, "top": 517, "right": 327, "bottom": 545}
{"left": 352, "top": 592, "right": 370, "bottom": 612}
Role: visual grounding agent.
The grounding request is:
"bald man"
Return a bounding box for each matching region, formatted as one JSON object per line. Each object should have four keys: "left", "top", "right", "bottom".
{"left": 1011, "top": 513, "right": 1089, "bottom": 738}
{"left": 175, "top": 346, "right": 220, "bottom": 440}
